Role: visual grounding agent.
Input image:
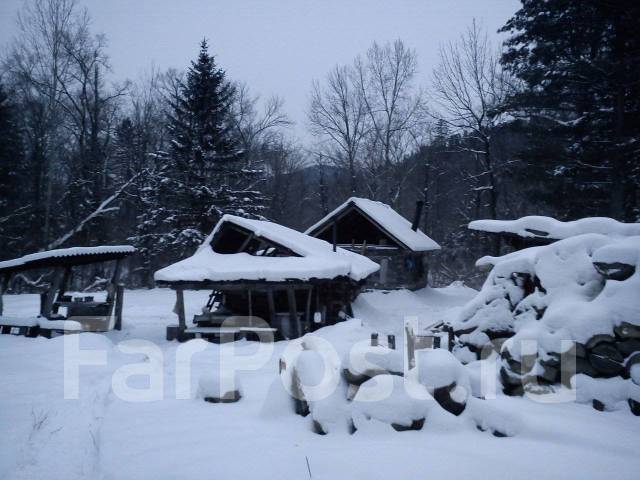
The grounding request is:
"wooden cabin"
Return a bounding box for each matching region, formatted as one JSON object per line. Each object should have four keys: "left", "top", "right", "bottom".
{"left": 468, "top": 216, "right": 640, "bottom": 253}
{"left": 0, "top": 246, "right": 135, "bottom": 337}
{"left": 305, "top": 198, "right": 440, "bottom": 290}
{"left": 154, "top": 215, "right": 379, "bottom": 342}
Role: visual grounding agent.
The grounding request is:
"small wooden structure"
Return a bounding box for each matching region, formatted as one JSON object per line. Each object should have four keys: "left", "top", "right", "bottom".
{"left": 0, "top": 246, "right": 135, "bottom": 337}
{"left": 305, "top": 198, "right": 440, "bottom": 290}
{"left": 468, "top": 216, "right": 640, "bottom": 252}
{"left": 155, "top": 215, "right": 378, "bottom": 342}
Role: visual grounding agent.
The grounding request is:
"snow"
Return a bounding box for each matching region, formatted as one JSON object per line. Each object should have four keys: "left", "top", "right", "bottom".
{"left": 155, "top": 214, "right": 379, "bottom": 283}
{"left": 408, "top": 348, "right": 470, "bottom": 390}
{"left": 305, "top": 197, "right": 441, "bottom": 252}
{"left": 0, "top": 316, "right": 39, "bottom": 327}
{"left": 469, "top": 215, "right": 640, "bottom": 240}
{"left": 352, "top": 375, "right": 432, "bottom": 430}
{"left": 0, "top": 245, "right": 136, "bottom": 271}
{"left": 198, "top": 371, "right": 242, "bottom": 400}
{"left": 457, "top": 234, "right": 640, "bottom": 348}
{"left": 1, "top": 287, "right": 639, "bottom": 480}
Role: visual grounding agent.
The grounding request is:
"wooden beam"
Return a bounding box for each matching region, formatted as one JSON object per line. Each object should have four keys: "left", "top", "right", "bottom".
{"left": 237, "top": 232, "right": 255, "bottom": 253}
{"left": 175, "top": 289, "right": 186, "bottom": 330}
{"left": 267, "top": 289, "right": 276, "bottom": 324}
{"left": 305, "top": 287, "right": 313, "bottom": 334}
{"left": 114, "top": 285, "right": 124, "bottom": 330}
{"left": 332, "top": 220, "right": 337, "bottom": 252}
{"left": 52, "top": 266, "right": 72, "bottom": 315}
{"left": 42, "top": 267, "right": 65, "bottom": 319}
{"left": 0, "top": 273, "right": 9, "bottom": 316}
{"left": 287, "top": 288, "right": 300, "bottom": 338}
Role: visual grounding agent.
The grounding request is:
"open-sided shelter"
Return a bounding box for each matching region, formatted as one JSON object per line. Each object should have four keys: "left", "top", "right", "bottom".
{"left": 154, "top": 215, "right": 379, "bottom": 342}
{"left": 468, "top": 216, "right": 640, "bottom": 251}
{"left": 0, "top": 246, "right": 135, "bottom": 337}
{"left": 305, "top": 197, "right": 440, "bottom": 290}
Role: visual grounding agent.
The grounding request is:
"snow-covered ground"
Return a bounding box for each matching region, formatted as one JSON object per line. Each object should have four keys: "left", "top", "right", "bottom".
{"left": 1, "top": 287, "right": 639, "bottom": 480}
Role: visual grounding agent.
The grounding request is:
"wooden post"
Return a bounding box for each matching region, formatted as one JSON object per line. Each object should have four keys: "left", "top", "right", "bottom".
{"left": 42, "top": 267, "right": 65, "bottom": 319}
{"left": 405, "top": 324, "right": 415, "bottom": 369}
{"left": 0, "top": 273, "right": 9, "bottom": 316}
{"left": 114, "top": 285, "right": 124, "bottom": 330}
{"left": 332, "top": 221, "right": 337, "bottom": 252}
{"left": 388, "top": 334, "right": 396, "bottom": 350}
{"left": 434, "top": 336, "right": 441, "bottom": 349}
{"left": 267, "top": 289, "right": 276, "bottom": 325}
{"left": 304, "top": 287, "right": 313, "bottom": 333}
{"left": 287, "top": 287, "right": 300, "bottom": 338}
{"left": 175, "top": 288, "right": 186, "bottom": 330}
{"left": 52, "top": 266, "right": 72, "bottom": 314}
{"left": 107, "top": 259, "right": 123, "bottom": 305}
{"left": 248, "top": 289, "right": 253, "bottom": 326}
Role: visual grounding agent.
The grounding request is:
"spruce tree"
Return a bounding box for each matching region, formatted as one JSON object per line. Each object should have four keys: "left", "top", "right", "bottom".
{"left": 133, "top": 40, "right": 266, "bottom": 272}
{"left": 500, "top": 0, "right": 640, "bottom": 221}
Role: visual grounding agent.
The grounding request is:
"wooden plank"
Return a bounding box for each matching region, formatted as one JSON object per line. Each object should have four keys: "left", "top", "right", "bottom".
{"left": 287, "top": 288, "right": 300, "bottom": 338}
{"left": 114, "top": 285, "right": 124, "bottom": 330}
{"left": 175, "top": 289, "right": 186, "bottom": 330}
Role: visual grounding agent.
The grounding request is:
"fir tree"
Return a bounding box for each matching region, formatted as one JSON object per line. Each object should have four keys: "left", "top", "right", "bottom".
{"left": 132, "top": 40, "right": 266, "bottom": 273}
{"left": 500, "top": 0, "right": 640, "bottom": 220}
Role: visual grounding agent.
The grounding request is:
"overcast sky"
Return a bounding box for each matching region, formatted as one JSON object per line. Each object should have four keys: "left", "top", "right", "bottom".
{"left": 0, "top": 0, "right": 520, "bottom": 140}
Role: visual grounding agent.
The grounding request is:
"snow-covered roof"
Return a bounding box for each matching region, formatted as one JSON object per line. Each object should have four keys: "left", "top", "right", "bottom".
{"left": 154, "top": 215, "right": 379, "bottom": 284}
{"left": 305, "top": 197, "right": 440, "bottom": 252}
{"left": 0, "top": 246, "right": 136, "bottom": 273}
{"left": 468, "top": 216, "right": 640, "bottom": 240}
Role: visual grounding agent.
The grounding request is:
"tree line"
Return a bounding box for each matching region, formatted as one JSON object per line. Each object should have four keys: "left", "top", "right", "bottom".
{"left": 0, "top": 0, "right": 638, "bottom": 288}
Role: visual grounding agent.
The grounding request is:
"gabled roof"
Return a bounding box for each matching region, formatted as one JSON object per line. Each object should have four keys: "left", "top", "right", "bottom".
{"left": 468, "top": 216, "right": 640, "bottom": 241}
{"left": 305, "top": 197, "right": 440, "bottom": 252}
{"left": 154, "top": 215, "right": 379, "bottom": 284}
{"left": 0, "top": 246, "right": 136, "bottom": 274}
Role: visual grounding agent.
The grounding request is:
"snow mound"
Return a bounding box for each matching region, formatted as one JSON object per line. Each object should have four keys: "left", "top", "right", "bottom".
{"left": 198, "top": 371, "right": 242, "bottom": 403}
{"left": 453, "top": 234, "right": 640, "bottom": 395}
{"left": 352, "top": 375, "right": 432, "bottom": 431}
{"left": 343, "top": 343, "right": 404, "bottom": 384}
{"left": 408, "top": 348, "right": 469, "bottom": 390}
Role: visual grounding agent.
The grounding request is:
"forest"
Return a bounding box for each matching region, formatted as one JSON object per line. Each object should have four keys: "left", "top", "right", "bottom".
{"left": 0, "top": 0, "right": 638, "bottom": 288}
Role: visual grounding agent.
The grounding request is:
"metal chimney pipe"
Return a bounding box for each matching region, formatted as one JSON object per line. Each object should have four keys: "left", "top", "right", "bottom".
{"left": 411, "top": 200, "right": 424, "bottom": 231}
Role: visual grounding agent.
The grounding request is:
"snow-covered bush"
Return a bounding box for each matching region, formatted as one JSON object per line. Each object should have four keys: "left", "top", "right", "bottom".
{"left": 452, "top": 233, "right": 640, "bottom": 403}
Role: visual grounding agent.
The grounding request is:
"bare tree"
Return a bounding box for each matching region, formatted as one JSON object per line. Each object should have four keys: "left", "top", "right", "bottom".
{"left": 355, "top": 40, "right": 428, "bottom": 204}
{"left": 431, "top": 21, "right": 510, "bottom": 223}
{"left": 4, "top": 0, "right": 81, "bottom": 245}
{"left": 230, "top": 82, "right": 291, "bottom": 164}
{"left": 308, "top": 65, "right": 367, "bottom": 194}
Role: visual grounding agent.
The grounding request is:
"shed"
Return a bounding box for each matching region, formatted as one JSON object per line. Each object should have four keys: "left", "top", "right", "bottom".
{"left": 305, "top": 198, "right": 440, "bottom": 290}
{"left": 0, "top": 246, "right": 135, "bottom": 337}
{"left": 154, "top": 215, "right": 379, "bottom": 342}
{"left": 468, "top": 216, "right": 640, "bottom": 251}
